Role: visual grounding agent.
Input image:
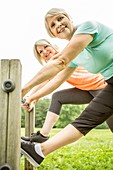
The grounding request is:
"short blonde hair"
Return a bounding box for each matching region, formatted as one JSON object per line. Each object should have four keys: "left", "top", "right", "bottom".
{"left": 33, "top": 39, "right": 59, "bottom": 65}
{"left": 45, "top": 8, "right": 72, "bottom": 37}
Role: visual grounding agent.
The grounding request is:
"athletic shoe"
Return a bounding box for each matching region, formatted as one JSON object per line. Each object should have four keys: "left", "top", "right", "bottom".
{"left": 21, "top": 142, "right": 44, "bottom": 167}
{"left": 21, "top": 131, "right": 49, "bottom": 143}
{"left": 21, "top": 136, "right": 31, "bottom": 142}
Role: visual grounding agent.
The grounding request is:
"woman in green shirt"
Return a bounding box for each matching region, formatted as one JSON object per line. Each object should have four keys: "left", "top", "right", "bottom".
{"left": 21, "top": 8, "right": 113, "bottom": 167}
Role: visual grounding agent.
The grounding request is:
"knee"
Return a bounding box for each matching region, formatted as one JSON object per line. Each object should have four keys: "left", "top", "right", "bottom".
{"left": 52, "top": 91, "right": 61, "bottom": 101}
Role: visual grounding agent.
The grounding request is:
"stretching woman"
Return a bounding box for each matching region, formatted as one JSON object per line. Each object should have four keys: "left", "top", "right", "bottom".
{"left": 21, "top": 39, "right": 112, "bottom": 143}
{"left": 21, "top": 8, "right": 113, "bottom": 167}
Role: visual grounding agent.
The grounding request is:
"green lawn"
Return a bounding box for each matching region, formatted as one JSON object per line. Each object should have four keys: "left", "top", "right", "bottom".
{"left": 20, "top": 129, "right": 113, "bottom": 170}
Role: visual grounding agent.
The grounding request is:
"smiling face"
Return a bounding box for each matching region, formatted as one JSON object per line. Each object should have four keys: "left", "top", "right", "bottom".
{"left": 36, "top": 44, "right": 58, "bottom": 63}
{"left": 46, "top": 14, "right": 74, "bottom": 40}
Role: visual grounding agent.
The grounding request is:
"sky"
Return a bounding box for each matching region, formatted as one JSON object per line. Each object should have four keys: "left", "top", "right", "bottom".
{"left": 0, "top": 0, "right": 113, "bottom": 90}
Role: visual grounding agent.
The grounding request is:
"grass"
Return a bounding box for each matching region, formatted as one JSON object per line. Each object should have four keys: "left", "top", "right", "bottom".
{"left": 20, "top": 128, "right": 113, "bottom": 170}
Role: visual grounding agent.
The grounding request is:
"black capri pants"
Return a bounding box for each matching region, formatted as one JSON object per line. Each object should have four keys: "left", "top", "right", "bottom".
{"left": 49, "top": 81, "right": 113, "bottom": 133}
{"left": 71, "top": 77, "right": 113, "bottom": 135}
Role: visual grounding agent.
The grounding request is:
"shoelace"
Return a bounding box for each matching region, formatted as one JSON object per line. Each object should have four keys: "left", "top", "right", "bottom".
{"left": 23, "top": 141, "right": 34, "bottom": 147}
{"left": 31, "top": 131, "right": 40, "bottom": 137}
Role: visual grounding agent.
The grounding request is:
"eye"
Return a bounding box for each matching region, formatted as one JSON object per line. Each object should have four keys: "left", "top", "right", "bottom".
{"left": 57, "top": 16, "right": 63, "bottom": 21}
{"left": 44, "top": 45, "right": 48, "bottom": 49}
{"left": 51, "top": 23, "right": 55, "bottom": 28}
{"left": 39, "top": 50, "right": 42, "bottom": 54}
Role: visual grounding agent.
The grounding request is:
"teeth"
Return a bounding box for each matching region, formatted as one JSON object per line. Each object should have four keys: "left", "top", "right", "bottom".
{"left": 46, "top": 52, "right": 50, "bottom": 57}
{"left": 58, "top": 25, "right": 66, "bottom": 33}
{"left": 60, "top": 28, "right": 65, "bottom": 33}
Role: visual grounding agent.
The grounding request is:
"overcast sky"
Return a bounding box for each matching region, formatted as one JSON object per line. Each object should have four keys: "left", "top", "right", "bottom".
{"left": 0, "top": 0, "right": 113, "bottom": 89}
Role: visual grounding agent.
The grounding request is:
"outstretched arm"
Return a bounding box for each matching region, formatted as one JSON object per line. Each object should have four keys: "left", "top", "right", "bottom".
{"left": 22, "top": 58, "right": 65, "bottom": 97}
{"left": 22, "top": 34, "right": 93, "bottom": 97}
{"left": 24, "top": 80, "right": 50, "bottom": 97}
{"left": 22, "top": 66, "right": 75, "bottom": 109}
{"left": 21, "top": 80, "right": 49, "bottom": 111}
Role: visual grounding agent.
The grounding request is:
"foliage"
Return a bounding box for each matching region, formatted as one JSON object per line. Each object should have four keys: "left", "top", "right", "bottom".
{"left": 21, "top": 98, "right": 50, "bottom": 128}
{"left": 55, "top": 104, "right": 86, "bottom": 128}
{"left": 20, "top": 129, "right": 113, "bottom": 170}
{"left": 21, "top": 98, "right": 109, "bottom": 129}
{"left": 35, "top": 98, "right": 50, "bottom": 127}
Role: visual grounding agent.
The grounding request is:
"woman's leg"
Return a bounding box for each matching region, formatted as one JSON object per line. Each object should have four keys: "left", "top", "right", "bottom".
{"left": 90, "top": 89, "right": 113, "bottom": 132}
{"left": 40, "top": 87, "right": 94, "bottom": 136}
{"left": 21, "top": 125, "right": 83, "bottom": 167}
{"left": 40, "top": 111, "right": 59, "bottom": 136}
{"left": 106, "top": 115, "right": 113, "bottom": 132}
{"left": 71, "top": 83, "right": 113, "bottom": 135}
{"left": 41, "top": 124, "right": 83, "bottom": 156}
{"left": 21, "top": 79, "right": 113, "bottom": 166}
{"left": 42, "top": 81, "right": 113, "bottom": 155}
{"left": 21, "top": 87, "right": 99, "bottom": 142}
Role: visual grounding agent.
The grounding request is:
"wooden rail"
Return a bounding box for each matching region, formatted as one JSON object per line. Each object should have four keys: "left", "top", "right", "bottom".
{"left": 0, "top": 59, "right": 21, "bottom": 170}
{"left": 24, "top": 108, "right": 35, "bottom": 170}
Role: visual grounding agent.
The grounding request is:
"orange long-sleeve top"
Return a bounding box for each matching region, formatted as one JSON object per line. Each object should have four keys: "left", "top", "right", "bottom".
{"left": 66, "top": 67, "right": 107, "bottom": 90}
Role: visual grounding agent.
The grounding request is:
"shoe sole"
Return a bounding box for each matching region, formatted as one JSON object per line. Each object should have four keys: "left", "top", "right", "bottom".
{"left": 21, "top": 148, "right": 40, "bottom": 168}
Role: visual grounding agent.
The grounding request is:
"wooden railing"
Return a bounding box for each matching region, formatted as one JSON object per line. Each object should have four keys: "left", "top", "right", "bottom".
{"left": 24, "top": 108, "right": 35, "bottom": 170}
{"left": 0, "top": 59, "right": 21, "bottom": 170}
{"left": 0, "top": 59, "right": 35, "bottom": 170}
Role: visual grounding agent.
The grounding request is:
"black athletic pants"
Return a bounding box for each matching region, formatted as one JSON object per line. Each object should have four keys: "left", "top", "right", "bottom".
{"left": 48, "top": 78, "right": 113, "bottom": 135}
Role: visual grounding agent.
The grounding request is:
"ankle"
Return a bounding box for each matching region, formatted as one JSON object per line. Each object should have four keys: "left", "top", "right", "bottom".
{"left": 40, "top": 143, "right": 48, "bottom": 157}
{"left": 40, "top": 131, "right": 49, "bottom": 138}
{"left": 35, "top": 143, "right": 45, "bottom": 158}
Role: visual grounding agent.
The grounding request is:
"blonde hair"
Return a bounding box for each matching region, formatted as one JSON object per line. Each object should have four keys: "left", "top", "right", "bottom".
{"left": 45, "top": 8, "right": 72, "bottom": 37}
{"left": 33, "top": 39, "right": 59, "bottom": 65}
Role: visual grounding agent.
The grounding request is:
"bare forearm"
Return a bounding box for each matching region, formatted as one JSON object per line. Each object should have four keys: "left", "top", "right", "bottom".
{"left": 29, "top": 78, "right": 62, "bottom": 101}
{"left": 29, "top": 80, "right": 49, "bottom": 96}
{"left": 22, "top": 58, "right": 66, "bottom": 97}
{"left": 29, "top": 67, "right": 75, "bottom": 102}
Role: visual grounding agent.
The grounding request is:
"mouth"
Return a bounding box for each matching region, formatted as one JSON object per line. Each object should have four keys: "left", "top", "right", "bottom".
{"left": 57, "top": 25, "right": 67, "bottom": 34}
{"left": 46, "top": 52, "right": 51, "bottom": 58}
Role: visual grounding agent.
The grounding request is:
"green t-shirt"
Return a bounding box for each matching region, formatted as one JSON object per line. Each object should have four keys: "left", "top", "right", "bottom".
{"left": 69, "top": 21, "right": 113, "bottom": 80}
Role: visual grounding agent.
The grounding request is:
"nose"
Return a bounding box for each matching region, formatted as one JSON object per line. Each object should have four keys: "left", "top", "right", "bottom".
{"left": 55, "top": 20, "right": 62, "bottom": 28}
{"left": 43, "top": 49, "right": 47, "bottom": 55}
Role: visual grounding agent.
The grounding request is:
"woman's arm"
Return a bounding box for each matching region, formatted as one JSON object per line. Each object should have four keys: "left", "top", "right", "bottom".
{"left": 23, "top": 67, "right": 75, "bottom": 106}
{"left": 26, "top": 80, "right": 49, "bottom": 97}
{"left": 22, "top": 59, "right": 65, "bottom": 97}
{"left": 22, "top": 34, "right": 93, "bottom": 97}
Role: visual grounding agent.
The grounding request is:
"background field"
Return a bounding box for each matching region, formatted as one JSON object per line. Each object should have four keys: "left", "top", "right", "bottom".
{"left": 20, "top": 128, "right": 113, "bottom": 170}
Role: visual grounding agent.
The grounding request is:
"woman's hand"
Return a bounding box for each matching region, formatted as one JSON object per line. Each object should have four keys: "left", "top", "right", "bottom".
{"left": 21, "top": 96, "right": 37, "bottom": 112}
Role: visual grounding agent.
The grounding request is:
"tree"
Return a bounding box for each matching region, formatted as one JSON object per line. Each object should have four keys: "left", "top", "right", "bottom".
{"left": 21, "top": 98, "right": 108, "bottom": 129}
{"left": 35, "top": 98, "right": 50, "bottom": 128}
{"left": 55, "top": 104, "right": 86, "bottom": 128}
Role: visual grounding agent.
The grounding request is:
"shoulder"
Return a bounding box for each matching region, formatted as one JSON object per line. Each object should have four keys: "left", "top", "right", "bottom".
{"left": 76, "top": 21, "right": 98, "bottom": 29}
{"left": 75, "top": 20, "right": 99, "bottom": 35}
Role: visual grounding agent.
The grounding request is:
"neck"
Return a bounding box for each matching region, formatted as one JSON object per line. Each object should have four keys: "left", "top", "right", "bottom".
{"left": 66, "top": 26, "right": 76, "bottom": 41}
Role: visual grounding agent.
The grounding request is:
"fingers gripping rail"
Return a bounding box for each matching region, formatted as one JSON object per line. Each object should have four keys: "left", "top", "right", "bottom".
{"left": 21, "top": 98, "right": 29, "bottom": 107}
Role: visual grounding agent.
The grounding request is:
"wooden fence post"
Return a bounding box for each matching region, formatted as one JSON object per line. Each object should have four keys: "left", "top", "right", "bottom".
{"left": 0, "top": 59, "right": 21, "bottom": 170}
{"left": 24, "top": 108, "right": 35, "bottom": 170}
